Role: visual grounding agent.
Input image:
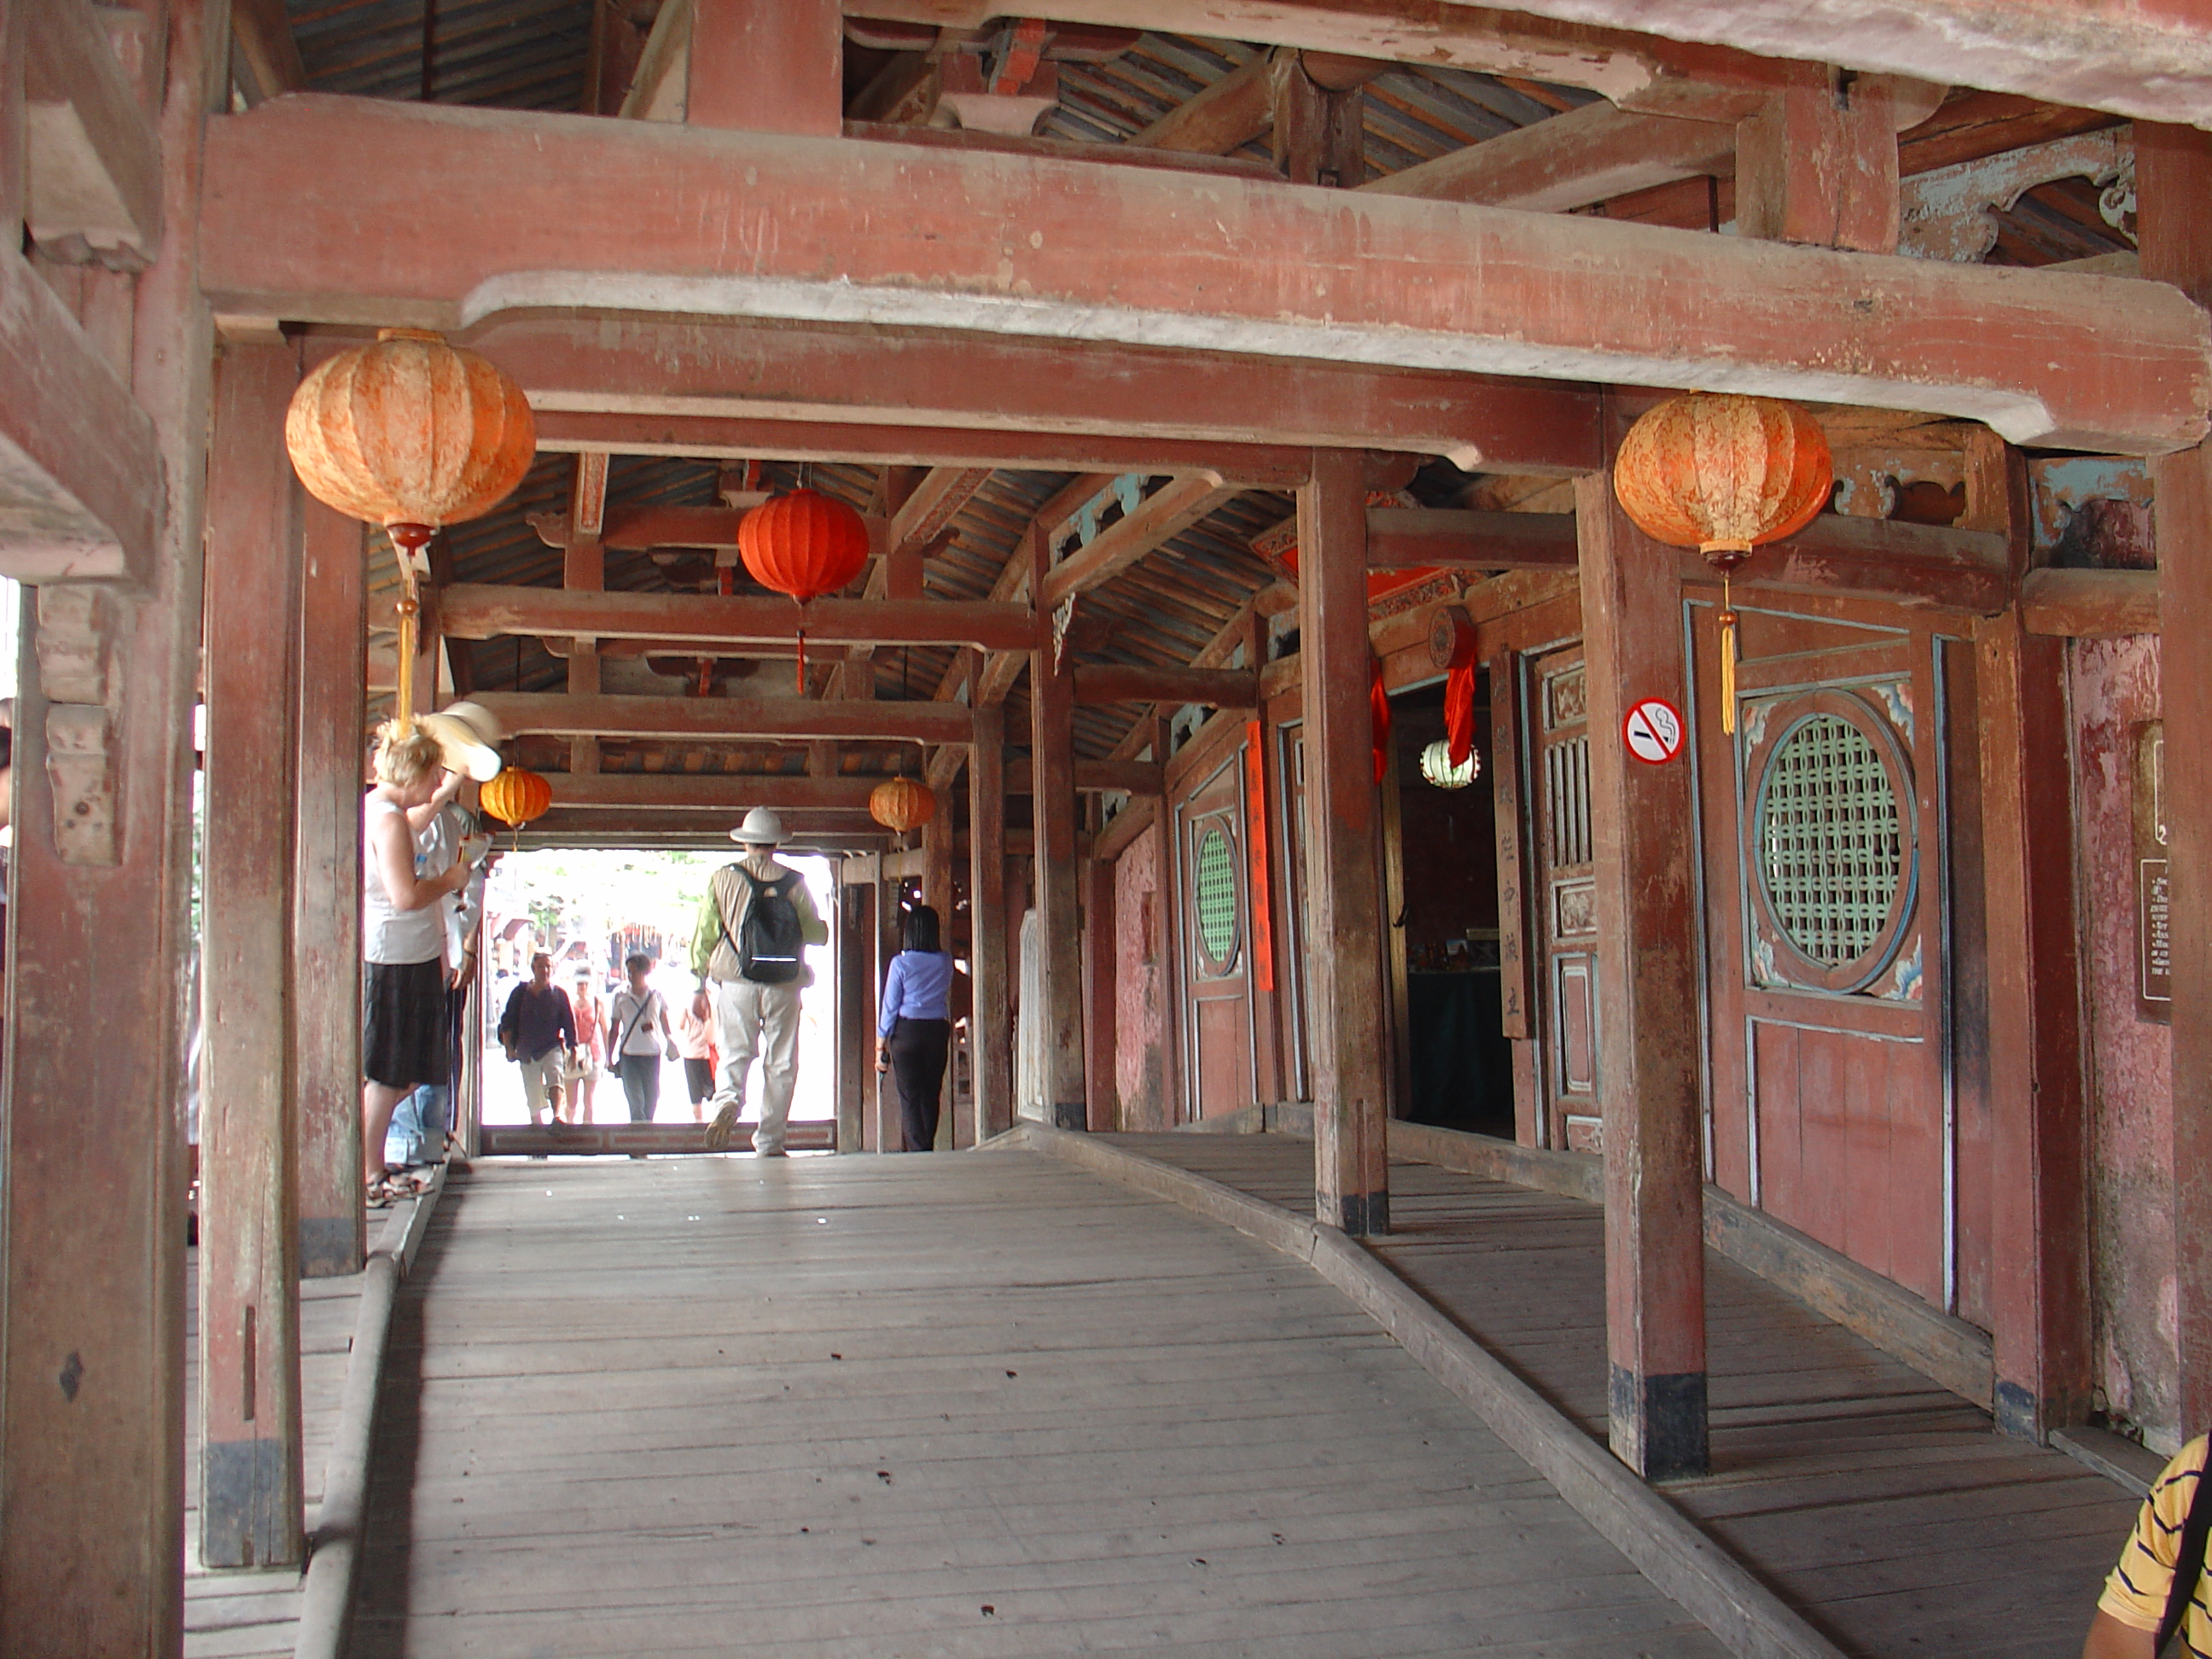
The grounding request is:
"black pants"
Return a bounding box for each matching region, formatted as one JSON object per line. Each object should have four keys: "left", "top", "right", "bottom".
{"left": 888, "top": 1017, "right": 952, "bottom": 1152}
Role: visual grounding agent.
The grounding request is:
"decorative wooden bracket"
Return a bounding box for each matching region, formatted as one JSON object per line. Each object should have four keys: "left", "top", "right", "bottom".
{"left": 34, "top": 585, "right": 119, "bottom": 864}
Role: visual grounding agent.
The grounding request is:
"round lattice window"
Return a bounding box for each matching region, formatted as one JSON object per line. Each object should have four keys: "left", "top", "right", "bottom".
{"left": 1755, "top": 710, "right": 1908, "bottom": 984}
{"left": 1193, "top": 825, "right": 1238, "bottom": 971}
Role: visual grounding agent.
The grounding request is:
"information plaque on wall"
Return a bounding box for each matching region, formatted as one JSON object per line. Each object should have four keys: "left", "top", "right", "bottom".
{"left": 2135, "top": 722, "right": 2171, "bottom": 1022}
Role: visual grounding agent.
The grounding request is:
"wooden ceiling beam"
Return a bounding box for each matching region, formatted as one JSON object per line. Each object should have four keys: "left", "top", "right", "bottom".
{"left": 889, "top": 467, "right": 995, "bottom": 556}
{"left": 466, "top": 317, "right": 1587, "bottom": 474}
{"left": 203, "top": 98, "right": 2210, "bottom": 454}
{"left": 1365, "top": 101, "right": 1735, "bottom": 213}
{"left": 1037, "top": 474, "right": 1243, "bottom": 610}
{"left": 439, "top": 585, "right": 1033, "bottom": 650}
{"left": 844, "top": 119, "right": 1277, "bottom": 179}
{"left": 1073, "top": 662, "right": 1258, "bottom": 710}
{"left": 469, "top": 690, "right": 974, "bottom": 743}
{"left": 1366, "top": 507, "right": 1580, "bottom": 570}
{"left": 531, "top": 408, "right": 1315, "bottom": 486}
{"left": 840, "top": 1, "right": 2212, "bottom": 129}
{"left": 0, "top": 247, "right": 163, "bottom": 582}
{"left": 230, "top": 0, "right": 307, "bottom": 101}
{"left": 25, "top": 0, "right": 162, "bottom": 265}
{"left": 2019, "top": 568, "right": 2159, "bottom": 637}
{"left": 546, "top": 773, "right": 885, "bottom": 811}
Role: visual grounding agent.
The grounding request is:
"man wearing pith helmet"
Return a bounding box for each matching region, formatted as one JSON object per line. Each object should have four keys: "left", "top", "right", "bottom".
{"left": 693, "top": 808, "right": 827, "bottom": 1157}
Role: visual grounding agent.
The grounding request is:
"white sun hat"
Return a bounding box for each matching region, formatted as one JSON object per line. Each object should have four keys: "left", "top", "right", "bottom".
{"left": 418, "top": 700, "right": 506, "bottom": 783}
{"left": 731, "top": 806, "right": 786, "bottom": 846}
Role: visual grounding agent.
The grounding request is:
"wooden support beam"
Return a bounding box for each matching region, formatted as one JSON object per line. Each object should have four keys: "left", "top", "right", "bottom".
{"left": 1128, "top": 48, "right": 1274, "bottom": 152}
{"left": 1071, "top": 662, "right": 1258, "bottom": 711}
{"left": 846, "top": 118, "right": 1278, "bottom": 180}
{"left": 294, "top": 500, "right": 367, "bottom": 1278}
{"left": 1365, "top": 507, "right": 1580, "bottom": 571}
{"left": 516, "top": 808, "right": 889, "bottom": 847}
{"left": 472, "top": 690, "right": 975, "bottom": 745}
{"left": 439, "top": 585, "right": 1034, "bottom": 651}
{"left": 835, "top": 870, "right": 873, "bottom": 1151}
{"left": 564, "top": 453, "right": 607, "bottom": 776}
{"left": 534, "top": 407, "right": 1312, "bottom": 486}
{"left": 601, "top": 503, "right": 750, "bottom": 549}
{"left": 545, "top": 772, "right": 886, "bottom": 812}
{"left": 1272, "top": 47, "right": 1363, "bottom": 188}
{"left": 1027, "top": 527, "right": 1087, "bottom": 1131}
{"left": 2019, "top": 568, "right": 2161, "bottom": 637}
{"left": 1, "top": 3, "right": 214, "bottom": 1642}
{"left": 230, "top": 0, "right": 307, "bottom": 100}
{"left": 1038, "top": 473, "right": 1242, "bottom": 611}
{"left": 1364, "top": 99, "right": 1732, "bottom": 213}
{"left": 2140, "top": 124, "right": 2212, "bottom": 1437}
{"left": 0, "top": 246, "right": 163, "bottom": 582}
{"left": 889, "top": 466, "right": 993, "bottom": 555}
{"left": 688, "top": 0, "right": 841, "bottom": 136}
{"left": 198, "top": 344, "right": 305, "bottom": 1569}
{"left": 871, "top": 859, "right": 900, "bottom": 1151}
{"left": 921, "top": 810, "right": 954, "bottom": 920}
{"left": 24, "top": 0, "right": 162, "bottom": 264}
{"left": 969, "top": 702, "right": 1013, "bottom": 1142}
{"left": 1736, "top": 73, "right": 1901, "bottom": 253}
{"left": 1974, "top": 447, "right": 2091, "bottom": 1441}
{"left": 1006, "top": 757, "right": 1167, "bottom": 796}
{"left": 469, "top": 314, "right": 1591, "bottom": 475}
{"left": 1575, "top": 460, "right": 1708, "bottom": 1482}
{"left": 198, "top": 97, "right": 2212, "bottom": 452}
{"left": 1299, "top": 450, "right": 1390, "bottom": 1236}
{"left": 1083, "top": 847, "right": 1119, "bottom": 1131}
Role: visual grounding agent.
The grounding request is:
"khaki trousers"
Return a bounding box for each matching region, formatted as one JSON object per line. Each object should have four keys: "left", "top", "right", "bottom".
{"left": 710, "top": 978, "right": 802, "bottom": 1154}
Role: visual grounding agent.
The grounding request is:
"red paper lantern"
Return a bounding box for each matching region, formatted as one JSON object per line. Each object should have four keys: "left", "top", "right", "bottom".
{"left": 870, "top": 777, "right": 936, "bottom": 834}
{"left": 738, "top": 488, "right": 873, "bottom": 690}
{"left": 1613, "top": 393, "right": 1833, "bottom": 733}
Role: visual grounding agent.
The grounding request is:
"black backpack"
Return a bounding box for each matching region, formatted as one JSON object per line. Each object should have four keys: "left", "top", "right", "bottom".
{"left": 725, "top": 866, "right": 805, "bottom": 985}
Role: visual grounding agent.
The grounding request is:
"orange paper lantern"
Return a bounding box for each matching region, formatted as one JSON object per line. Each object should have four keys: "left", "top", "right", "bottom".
{"left": 1613, "top": 393, "right": 1833, "bottom": 733}
{"left": 480, "top": 766, "right": 552, "bottom": 846}
{"left": 286, "top": 329, "right": 536, "bottom": 731}
{"left": 870, "top": 777, "right": 937, "bottom": 835}
{"left": 738, "top": 488, "right": 873, "bottom": 690}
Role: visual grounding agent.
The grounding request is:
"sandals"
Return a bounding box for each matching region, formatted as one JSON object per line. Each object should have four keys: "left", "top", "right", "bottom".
{"left": 364, "top": 1167, "right": 435, "bottom": 1209}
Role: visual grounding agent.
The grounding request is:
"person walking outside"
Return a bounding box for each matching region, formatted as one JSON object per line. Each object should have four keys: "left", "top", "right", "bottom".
{"left": 608, "top": 952, "right": 679, "bottom": 1131}
{"left": 498, "top": 952, "right": 577, "bottom": 1127}
{"left": 674, "top": 981, "right": 717, "bottom": 1122}
{"left": 568, "top": 965, "right": 606, "bottom": 1124}
{"left": 696, "top": 808, "right": 827, "bottom": 1157}
{"left": 877, "top": 904, "right": 956, "bottom": 1152}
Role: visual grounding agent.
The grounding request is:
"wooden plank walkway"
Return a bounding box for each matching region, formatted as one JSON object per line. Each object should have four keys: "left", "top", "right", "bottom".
{"left": 184, "top": 1250, "right": 363, "bottom": 1659}
{"left": 352, "top": 1153, "right": 1737, "bottom": 1656}
{"left": 1111, "top": 1133, "right": 2135, "bottom": 1659}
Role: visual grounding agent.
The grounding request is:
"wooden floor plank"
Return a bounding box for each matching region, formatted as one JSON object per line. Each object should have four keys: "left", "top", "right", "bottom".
{"left": 1107, "top": 1132, "right": 2134, "bottom": 1659}
{"left": 352, "top": 1154, "right": 1733, "bottom": 1656}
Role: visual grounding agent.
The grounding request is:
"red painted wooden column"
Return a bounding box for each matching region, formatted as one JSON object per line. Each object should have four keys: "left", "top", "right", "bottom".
{"left": 2139, "top": 125, "right": 2212, "bottom": 1433}
{"left": 1297, "top": 450, "right": 1390, "bottom": 1234}
{"left": 1029, "top": 529, "right": 1090, "bottom": 1131}
{"left": 969, "top": 701, "right": 1014, "bottom": 1142}
{"left": 1972, "top": 439, "right": 2091, "bottom": 1441}
{"left": 922, "top": 807, "right": 955, "bottom": 917}
{"left": 1575, "top": 463, "right": 1708, "bottom": 1481}
{"left": 294, "top": 500, "right": 367, "bottom": 1276}
{"left": 200, "top": 343, "right": 306, "bottom": 1567}
{"left": 0, "top": 2, "right": 217, "bottom": 1647}
{"left": 835, "top": 869, "right": 871, "bottom": 1153}
{"left": 687, "top": 0, "right": 841, "bottom": 136}
{"left": 1083, "top": 841, "right": 1120, "bottom": 1131}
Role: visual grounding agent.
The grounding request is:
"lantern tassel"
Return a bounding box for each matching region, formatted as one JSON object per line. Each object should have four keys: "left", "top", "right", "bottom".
{"left": 1718, "top": 569, "right": 1739, "bottom": 737}
{"left": 394, "top": 571, "right": 420, "bottom": 736}
{"left": 795, "top": 627, "right": 806, "bottom": 696}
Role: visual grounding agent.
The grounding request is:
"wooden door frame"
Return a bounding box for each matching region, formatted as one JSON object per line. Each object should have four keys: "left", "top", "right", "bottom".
{"left": 1173, "top": 744, "right": 1259, "bottom": 1125}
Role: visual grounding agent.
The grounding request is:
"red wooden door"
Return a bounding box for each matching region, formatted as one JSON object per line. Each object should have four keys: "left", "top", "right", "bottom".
{"left": 1528, "top": 645, "right": 1602, "bottom": 1153}
{"left": 1278, "top": 722, "right": 1313, "bottom": 1104}
{"left": 1177, "top": 751, "right": 1255, "bottom": 1122}
{"left": 1697, "top": 600, "right": 1976, "bottom": 1319}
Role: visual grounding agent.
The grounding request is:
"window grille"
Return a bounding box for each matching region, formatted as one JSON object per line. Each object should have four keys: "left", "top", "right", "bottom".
{"left": 1193, "top": 825, "right": 1238, "bottom": 967}
{"left": 1756, "top": 713, "right": 1904, "bottom": 969}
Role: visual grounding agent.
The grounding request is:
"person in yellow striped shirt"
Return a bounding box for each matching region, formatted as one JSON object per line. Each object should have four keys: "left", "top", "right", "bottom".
{"left": 2088, "top": 1435, "right": 2212, "bottom": 1658}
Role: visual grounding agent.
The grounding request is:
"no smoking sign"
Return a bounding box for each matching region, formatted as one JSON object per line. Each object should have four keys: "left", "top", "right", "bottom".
{"left": 1621, "top": 697, "right": 1685, "bottom": 765}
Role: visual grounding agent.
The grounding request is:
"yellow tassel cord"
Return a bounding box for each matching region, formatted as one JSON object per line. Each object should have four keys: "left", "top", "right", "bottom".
{"left": 1718, "top": 568, "right": 1739, "bottom": 736}
{"left": 394, "top": 569, "right": 420, "bottom": 736}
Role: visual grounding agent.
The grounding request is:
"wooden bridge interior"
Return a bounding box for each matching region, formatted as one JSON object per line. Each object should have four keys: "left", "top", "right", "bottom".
{"left": 5, "top": 1, "right": 2211, "bottom": 1655}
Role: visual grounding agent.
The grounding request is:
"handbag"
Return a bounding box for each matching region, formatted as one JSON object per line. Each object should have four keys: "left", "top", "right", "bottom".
{"left": 604, "top": 992, "right": 653, "bottom": 1083}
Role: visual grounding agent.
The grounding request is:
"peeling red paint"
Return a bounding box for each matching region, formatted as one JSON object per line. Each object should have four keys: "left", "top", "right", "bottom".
{"left": 1112, "top": 823, "right": 1172, "bottom": 1131}
{"left": 2072, "top": 633, "right": 2178, "bottom": 1443}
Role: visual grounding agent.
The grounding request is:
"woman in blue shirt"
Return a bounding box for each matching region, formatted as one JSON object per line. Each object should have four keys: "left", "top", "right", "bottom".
{"left": 876, "top": 905, "right": 955, "bottom": 1152}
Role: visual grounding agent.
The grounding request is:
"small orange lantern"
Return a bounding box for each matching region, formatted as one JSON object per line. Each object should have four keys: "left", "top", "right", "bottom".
{"left": 1613, "top": 393, "right": 1832, "bottom": 734}
{"left": 739, "top": 488, "right": 873, "bottom": 691}
{"left": 870, "top": 776, "right": 937, "bottom": 835}
{"left": 480, "top": 766, "right": 552, "bottom": 848}
{"left": 286, "top": 329, "right": 536, "bottom": 731}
